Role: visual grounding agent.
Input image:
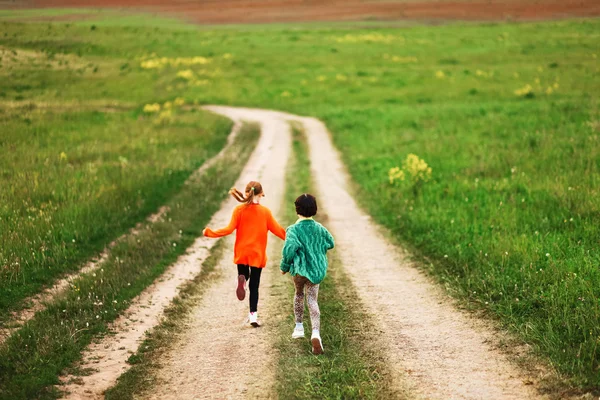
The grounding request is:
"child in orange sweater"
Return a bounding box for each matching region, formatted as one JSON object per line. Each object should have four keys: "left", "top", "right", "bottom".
{"left": 203, "top": 181, "right": 286, "bottom": 326}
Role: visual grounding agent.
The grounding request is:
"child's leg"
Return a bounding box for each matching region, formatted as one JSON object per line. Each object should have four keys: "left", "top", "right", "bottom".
{"left": 305, "top": 281, "right": 321, "bottom": 332}
{"left": 293, "top": 275, "right": 308, "bottom": 323}
{"left": 237, "top": 264, "right": 250, "bottom": 280}
{"left": 248, "top": 267, "right": 263, "bottom": 312}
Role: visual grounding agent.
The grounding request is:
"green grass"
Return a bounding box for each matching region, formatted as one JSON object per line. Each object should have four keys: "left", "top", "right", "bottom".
{"left": 1, "top": 11, "right": 599, "bottom": 391}
{"left": 0, "top": 124, "right": 259, "bottom": 400}
{"left": 273, "top": 123, "right": 400, "bottom": 399}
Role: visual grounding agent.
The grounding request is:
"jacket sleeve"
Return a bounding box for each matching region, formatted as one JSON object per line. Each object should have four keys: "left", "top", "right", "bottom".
{"left": 204, "top": 208, "right": 239, "bottom": 238}
{"left": 267, "top": 209, "right": 286, "bottom": 240}
{"left": 280, "top": 227, "right": 300, "bottom": 272}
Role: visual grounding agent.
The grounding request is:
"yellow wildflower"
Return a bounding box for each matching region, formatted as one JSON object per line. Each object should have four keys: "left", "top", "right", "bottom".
{"left": 223, "top": 53, "right": 232, "bottom": 59}
{"left": 154, "top": 109, "right": 173, "bottom": 125}
{"left": 141, "top": 56, "right": 211, "bottom": 70}
{"left": 335, "top": 33, "right": 395, "bottom": 44}
{"left": 281, "top": 91, "right": 291, "bottom": 97}
{"left": 140, "top": 59, "right": 161, "bottom": 69}
{"left": 59, "top": 152, "right": 67, "bottom": 161}
{"left": 317, "top": 76, "right": 327, "bottom": 82}
{"left": 392, "top": 56, "right": 418, "bottom": 63}
{"left": 336, "top": 74, "right": 348, "bottom": 81}
{"left": 435, "top": 70, "right": 445, "bottom": 79}
{"left": 403, "top": 154, "right": 432, "bottom": 183}
{"left": 177, "top": 70, "right": 194, "bottom": 80}
{"left": 163, "top": 101, "right": 173, "bottom": 109}
{"left": 546, "top": 87, "right": 553, "bottom": 95}
{"left": 388, "top": 167, "right": 405, "bottom": 184}
{"left": 174, "top": 97, "right": 185, "bottom": 106}
{"left": 389, "top": 154, "right": 432, "bottom": 186}
{"left": 514, "top": 84, "right": 533, "bottom": 97}
{"left": 143, "top": 103, "right": 161, "bottom": 113}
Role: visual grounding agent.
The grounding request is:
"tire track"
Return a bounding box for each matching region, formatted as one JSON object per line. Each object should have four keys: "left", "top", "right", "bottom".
{"left": 143, "top": 106, "right": 291, "bottom": 400}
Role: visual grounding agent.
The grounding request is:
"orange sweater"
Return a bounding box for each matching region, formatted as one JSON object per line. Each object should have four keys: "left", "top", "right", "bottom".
{"left": 203, "top": 204, "right": 286, "bottom": 268}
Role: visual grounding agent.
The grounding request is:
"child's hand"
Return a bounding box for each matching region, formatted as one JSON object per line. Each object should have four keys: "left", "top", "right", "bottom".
{"left": 202, "top": 228, "right": 207, "bottom": 236}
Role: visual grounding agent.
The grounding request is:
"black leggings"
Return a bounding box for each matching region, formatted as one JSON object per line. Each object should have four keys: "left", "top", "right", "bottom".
{"left": 237, "top": 264, "right": 263, "bottom": 313}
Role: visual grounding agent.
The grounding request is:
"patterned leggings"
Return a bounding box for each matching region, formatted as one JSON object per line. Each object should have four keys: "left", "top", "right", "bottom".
{"left": 293, "top": 275, "right": 320, "bottom": 332}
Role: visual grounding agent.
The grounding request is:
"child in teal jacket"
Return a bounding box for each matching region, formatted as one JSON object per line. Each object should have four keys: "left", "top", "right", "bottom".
{"left": 280, "top": 194, "right": 334, "bottom": 355}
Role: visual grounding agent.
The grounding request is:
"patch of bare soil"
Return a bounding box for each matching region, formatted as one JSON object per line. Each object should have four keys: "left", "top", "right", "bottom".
{"left": 16, "top": 0, "right": 600, "bottom": 23}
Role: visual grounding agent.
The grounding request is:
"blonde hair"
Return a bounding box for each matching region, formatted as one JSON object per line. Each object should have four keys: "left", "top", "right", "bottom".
{"left": 229, "top": 181, "right": 263, "bottom": 206}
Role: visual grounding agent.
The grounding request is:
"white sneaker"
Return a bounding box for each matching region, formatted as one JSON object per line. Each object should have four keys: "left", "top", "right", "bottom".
{"left": 249, "top": 312, "right": 260, "bottom": 327}
{"left": 311, "top": 331, "right": 324, "bottom": 355}
{"left": 291, "top": 325, "right": 305, "bottom": 339}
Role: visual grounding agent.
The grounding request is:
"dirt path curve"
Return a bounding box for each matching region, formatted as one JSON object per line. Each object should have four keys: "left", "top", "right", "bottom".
{"left": 199, "top": 107, "right": 546, "bottom": 400}
{"left": 143, "top": 107, "right": 291, "bottom": 400}
{"left": 60, "top": 112, "right": 289, "bottom": 399}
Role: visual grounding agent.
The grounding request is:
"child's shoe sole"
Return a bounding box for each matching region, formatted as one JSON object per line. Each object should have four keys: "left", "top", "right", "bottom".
{"left": 250, "top": 321, "right": 260, "bottom": 328}
{"left": 236, "top": 275, "right": 246, "bottom": 301}
{"left": 311, "top": 337, "right": 324, "bottom": 355}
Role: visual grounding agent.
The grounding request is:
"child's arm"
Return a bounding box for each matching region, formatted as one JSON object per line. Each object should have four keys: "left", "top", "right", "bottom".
{"left": 267, "top": 209, "right": 286, "bottom": 240}
{"left": 280, "top": 228, "right": 300, "bottom": 273}
{"left": 203, "top": 208, "right": 239, "bottom": 238}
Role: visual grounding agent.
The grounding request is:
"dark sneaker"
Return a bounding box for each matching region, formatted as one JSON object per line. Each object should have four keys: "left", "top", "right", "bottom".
{"left": 236, "top": 275, "right": 246, "bottom": 301}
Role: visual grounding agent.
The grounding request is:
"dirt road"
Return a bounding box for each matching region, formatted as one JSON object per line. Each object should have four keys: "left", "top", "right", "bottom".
{"left": 190, "top": 107, "right": 546, "bottom": 400}
{"left": 60, "top": 107, "right": 545, "bottom": 399}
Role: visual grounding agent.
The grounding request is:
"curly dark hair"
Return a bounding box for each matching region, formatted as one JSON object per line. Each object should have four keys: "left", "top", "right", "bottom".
{"left": 295, "top": 193, "right": 317, "bottom": 217}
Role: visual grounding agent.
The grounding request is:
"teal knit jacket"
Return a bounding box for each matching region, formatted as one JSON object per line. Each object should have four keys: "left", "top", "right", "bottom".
{"left": 280, "top": 219, "right": 335, "bottom": 284}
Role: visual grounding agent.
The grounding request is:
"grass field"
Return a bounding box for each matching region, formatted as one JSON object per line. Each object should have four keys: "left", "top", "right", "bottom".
{"left": 1, "top": 8, "right": 599, "bottom": 394}
{"left": 0, "top": 106, "right": 231, "bottom": 321}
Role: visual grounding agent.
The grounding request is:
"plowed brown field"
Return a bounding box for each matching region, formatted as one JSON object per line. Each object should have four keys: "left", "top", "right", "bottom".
{"left": 11, "top": 0, "right": 600, "bottom": 23}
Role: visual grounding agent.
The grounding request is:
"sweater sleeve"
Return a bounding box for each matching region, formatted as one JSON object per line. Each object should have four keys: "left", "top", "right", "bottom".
{"left": 204, "top": 208, "right": 239, "bottom": 238}
{"left": 323, "top": 227, "right": 335, "bottom": 250}
{"left": 267, "top": 209, "right": 286, "bottom": 240}
{"left": 280, "top": 227, "right": 300, "bottom": 272}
